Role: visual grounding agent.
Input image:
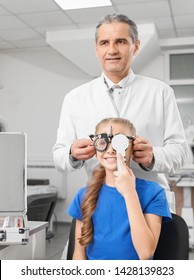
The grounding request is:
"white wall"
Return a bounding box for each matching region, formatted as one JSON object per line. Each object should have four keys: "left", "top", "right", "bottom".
{"left": 0, "top": 47, "right": 90, "bottom": 159}
{"left": 0, "top": 46, "right": 91, "bottom": 222}
{"left": 138, "top": 54, "right": 165, "bottom": 81}
{"left": 0, "top": 47, "right": 166, "bottom": 222}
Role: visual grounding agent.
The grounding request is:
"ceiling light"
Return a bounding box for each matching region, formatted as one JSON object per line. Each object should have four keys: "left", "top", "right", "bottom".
{"left": 54, "top": 0, "right": 112, "bottom": 10}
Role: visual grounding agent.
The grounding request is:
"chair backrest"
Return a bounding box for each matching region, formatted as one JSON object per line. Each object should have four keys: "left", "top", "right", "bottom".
{"left": 67, "top": 214, "right": 189, "bottom": 260}
{"left": 67, "top": 218, "right": 76, "bottom": 260}
{"left": 27, "top": 192, "right": 57, "bottom": 222}
{"left": 153, "top": 213, "right": 189, "bottom": 260}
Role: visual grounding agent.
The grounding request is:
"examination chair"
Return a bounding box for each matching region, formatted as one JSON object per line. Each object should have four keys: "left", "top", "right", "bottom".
{"left": 66, "top": 218, "right": 76, "bottom": 260}
{"left": 153, "top": 213, "right": 189, "bottom": 260}
{"left": 27, "top": 192, "right": 57, "bottom": 241}
{"left": 66, "top": 214, "right": 189, "bottom": 260}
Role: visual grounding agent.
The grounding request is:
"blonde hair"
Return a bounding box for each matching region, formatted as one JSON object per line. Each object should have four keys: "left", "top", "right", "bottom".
{"left": 79, "top": 118, "right": 136, "bottom": 246}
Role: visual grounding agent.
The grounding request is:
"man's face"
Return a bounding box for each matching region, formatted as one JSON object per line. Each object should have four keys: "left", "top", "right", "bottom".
{"left": 96, "top": 22, "right": 140, "bottom": 80}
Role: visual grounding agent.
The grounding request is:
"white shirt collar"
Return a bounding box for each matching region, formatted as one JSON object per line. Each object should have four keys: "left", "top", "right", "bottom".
{"left": 102, "top": 70, "right": 135, "bottom": 90}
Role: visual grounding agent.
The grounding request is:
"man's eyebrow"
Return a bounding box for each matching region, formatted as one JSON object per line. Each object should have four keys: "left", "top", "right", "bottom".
{"left": 115, "top": 38, "right": 128, "bottom": 42}
{"left": 98, "top": 39, "right": 109, "bottom": 43}
{"left": 99, "top": 37, "right": 128, "bottom": 42}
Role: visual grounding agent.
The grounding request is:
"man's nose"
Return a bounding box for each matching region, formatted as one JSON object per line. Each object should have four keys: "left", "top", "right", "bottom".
{"left": 108, "top": 43, "right": 118, "bottom": 54}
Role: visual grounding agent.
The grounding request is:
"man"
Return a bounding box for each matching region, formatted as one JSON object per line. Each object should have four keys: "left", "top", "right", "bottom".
{"left": 53, "top": 14, "right": 188, "bottom": 211}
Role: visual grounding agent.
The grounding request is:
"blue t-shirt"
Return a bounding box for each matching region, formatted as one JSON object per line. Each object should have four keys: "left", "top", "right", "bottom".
{"left": 67, "top": 178, "right": 172, "bottom": 260}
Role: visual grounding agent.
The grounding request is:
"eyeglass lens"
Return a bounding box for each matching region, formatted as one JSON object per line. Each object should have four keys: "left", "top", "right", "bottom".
{"left": 94, "top": 138, "right": 108, "bottom": 152}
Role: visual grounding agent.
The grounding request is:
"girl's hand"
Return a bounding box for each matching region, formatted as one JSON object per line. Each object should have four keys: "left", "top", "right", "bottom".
{"left": 113, "top": 154, "right": 136, "bottom": 198}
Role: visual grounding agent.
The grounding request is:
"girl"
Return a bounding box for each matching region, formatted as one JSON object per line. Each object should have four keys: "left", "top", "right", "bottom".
{"left": 67, "top": 117, "right": 171, "bottom": 260}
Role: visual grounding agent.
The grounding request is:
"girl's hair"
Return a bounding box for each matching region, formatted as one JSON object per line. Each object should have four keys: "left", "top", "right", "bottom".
{"left": 79, "top": 118, "right": 136, "bottom": 246}
{"left": 95, "top": 13, "right": 138, "bottom": 43}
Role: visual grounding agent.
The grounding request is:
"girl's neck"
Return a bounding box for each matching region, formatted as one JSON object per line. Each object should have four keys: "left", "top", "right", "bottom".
{"left": 104, "top": 170, "right": 116, "bottom": 187}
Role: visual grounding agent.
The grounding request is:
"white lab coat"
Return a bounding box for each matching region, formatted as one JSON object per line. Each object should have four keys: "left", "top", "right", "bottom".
{"left": 53, "top": 71, "right": 188, "bottom": 210}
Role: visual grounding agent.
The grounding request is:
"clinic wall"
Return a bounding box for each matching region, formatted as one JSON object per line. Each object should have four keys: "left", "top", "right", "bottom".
{"left": 0, "top": 47, "right": 90, "bottom": 162}
{"left": 0, "top": 47, "right": 91, "bottom": 222}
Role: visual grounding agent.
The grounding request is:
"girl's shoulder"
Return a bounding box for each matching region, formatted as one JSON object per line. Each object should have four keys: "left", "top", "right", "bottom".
{"left": 75, "top": 186, "right": 88, "bottom": 199}
{"left": 136, "top": 178, "right": 164, "bottom": 194}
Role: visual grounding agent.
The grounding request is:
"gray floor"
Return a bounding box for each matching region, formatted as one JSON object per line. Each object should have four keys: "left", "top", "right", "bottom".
{"left": 190, "top": 249, "right": 194, "bottom": 260}
{"left": 46, "top": 222, "right": 194, "bottom": 260}
{"left": 46, "top": 222, "right": 71, "bottom": 260}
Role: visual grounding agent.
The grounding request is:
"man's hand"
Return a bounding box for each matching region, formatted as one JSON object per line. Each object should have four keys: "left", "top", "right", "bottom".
{"left": 70, "top": 139, "right": 95, "bottom": 161}
{"left": 132, "top": 136, "right": 154, "bottom": 168}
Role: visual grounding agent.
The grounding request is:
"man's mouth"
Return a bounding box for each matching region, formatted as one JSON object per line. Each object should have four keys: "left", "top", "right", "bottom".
{"left": 106, "top": 57, "right": 121, "bottom": 61}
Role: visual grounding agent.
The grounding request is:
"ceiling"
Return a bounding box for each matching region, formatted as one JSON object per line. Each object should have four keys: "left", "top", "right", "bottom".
{"left": 0, "top": 0, "right": 194, "bottom": 76}
{"left": 0, "top": 0, "right": 194, "bottom": 50}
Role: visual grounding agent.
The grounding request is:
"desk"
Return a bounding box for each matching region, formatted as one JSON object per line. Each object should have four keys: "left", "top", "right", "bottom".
{"left": 169, "top": 174, "right": 194, "bottom": 248}
{"left": 0, "top": 221, "right": 48, "bottom": 260}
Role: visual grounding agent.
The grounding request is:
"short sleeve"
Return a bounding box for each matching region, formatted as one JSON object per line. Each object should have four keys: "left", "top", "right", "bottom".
{"left": 66, "top": 187, "right": 86, "bottom": 220}
{"left": 144, "top": 188, "right": 172, "bottom": 222}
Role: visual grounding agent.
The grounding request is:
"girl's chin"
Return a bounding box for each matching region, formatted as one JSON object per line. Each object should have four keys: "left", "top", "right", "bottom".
{"left": 104, "top": 165, "right": 118, "bottom": 172}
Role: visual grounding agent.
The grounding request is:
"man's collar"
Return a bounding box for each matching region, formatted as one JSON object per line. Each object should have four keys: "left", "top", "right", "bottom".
{"left": 102, "top": 70, "right": 135, "bottom": 89}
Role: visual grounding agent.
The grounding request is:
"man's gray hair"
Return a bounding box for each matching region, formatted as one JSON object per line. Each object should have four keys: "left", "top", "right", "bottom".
{"left": 95, "top": 14, "right": 138, "bottom": 43}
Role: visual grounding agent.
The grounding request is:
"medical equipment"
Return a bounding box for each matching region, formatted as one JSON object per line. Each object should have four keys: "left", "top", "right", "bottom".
{"left": 185, "top": 124, "right": 194, "bottom": 164}
{"left": 89, "top": 133, "right": 135, "bottom": 153}
{"left": 169, "top": 122, "right": 194, "bottom": 248}
{"left": 0, "top": 133, "right": 29, "bottom": 245}
{"left": 89, "top": 133, "right": 135, "bottom": 172}
{"left": 174, "top": 174, "right": 194, "bottom": 249}
{"left": 111, "top": 134, "right": 129, "bottom": 172}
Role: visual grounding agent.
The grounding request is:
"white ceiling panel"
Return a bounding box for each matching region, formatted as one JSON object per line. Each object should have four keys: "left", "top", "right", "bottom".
{"left": 171, "top": 0, "right": 194, "bottom": 16}
{"left": 0, "top": 0, "right": 59, "bottom": 14}
{"left": 35, "top": 24, "right": 78, "bottom": 36}
{"left": 0, "top": 5, "right": 10, "bottom": 15}
{"left": 152, "top": 16, "right": 174, "bottom": 30}
{"left": 158, "top": 28, "right": 176, "bottom": 39}
{"left": 0, "top": 28, "right": 42, "bottom": 41}
{"left": 112, "top": 0, "right": 163, "bottom": 3}
{"left": 0, "top": 15, "right": 28, "bottom": 29}
{"left": 11, "top": 38, "right": 48, "bottom": 48}
{"left": 19, "top": 11, "right": 73, "bottom": 27}
{"left": 65, "top": 6, "right": 116, "bottom": 24}
{"left": 0, "top": 40, "right": 15, "bottom": 49}
{"left": 116, "top": 1, "right": 171, "bottom": 19}
{"left": 177, "top": 28, "right": 194, "bottom": 38}
{"left": 174, "top": 15, "right": 194, "bottom": 28}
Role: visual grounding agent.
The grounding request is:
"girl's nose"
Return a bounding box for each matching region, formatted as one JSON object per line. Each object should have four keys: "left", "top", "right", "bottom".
{"left": 106, "top": 143, "right": 116, "bottom": 153}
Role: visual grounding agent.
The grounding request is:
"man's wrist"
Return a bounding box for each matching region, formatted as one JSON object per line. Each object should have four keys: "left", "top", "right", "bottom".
{"left": 69, "top": 149, "right": 84, "bottom": 169}
{"left": 69, "top": 151, "right": 78, "bottom": 162}
{"left": 139, "top": 155, "right": 155, "bottom": 171}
